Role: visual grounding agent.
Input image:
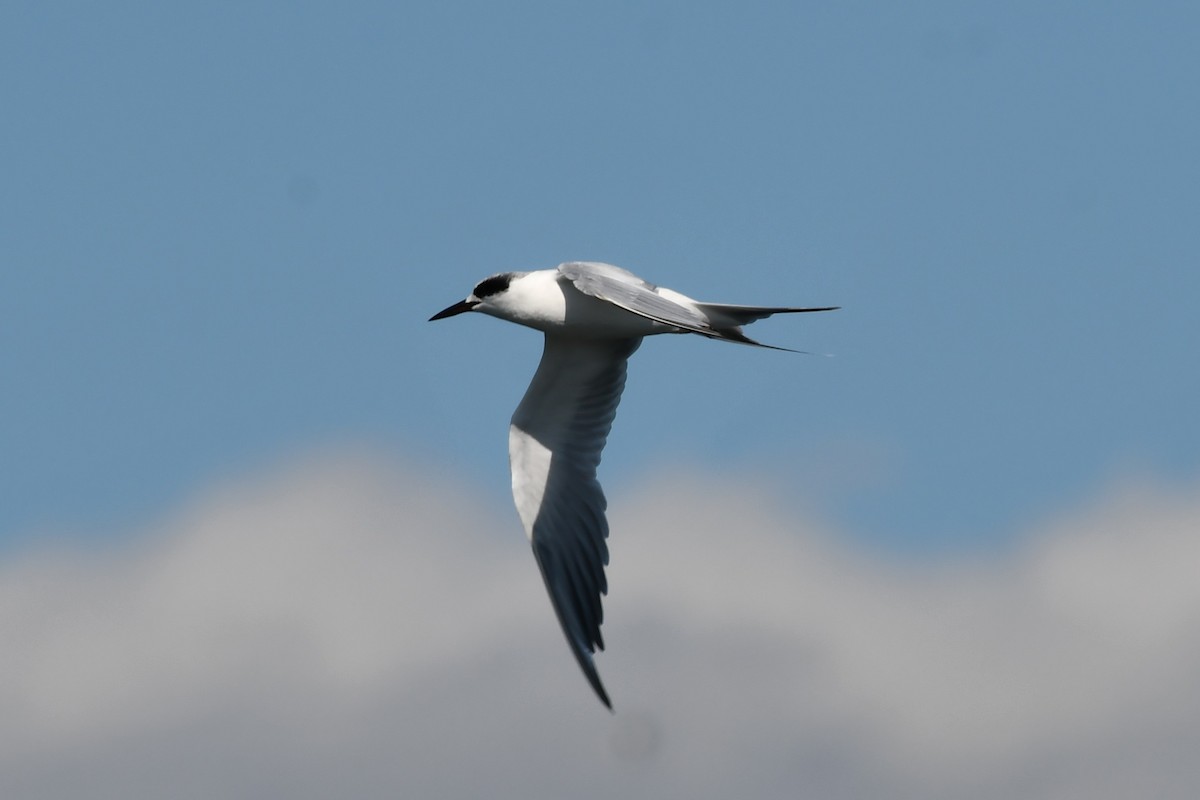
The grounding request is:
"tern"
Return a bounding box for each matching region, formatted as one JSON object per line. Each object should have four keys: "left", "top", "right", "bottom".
{"left": 430, "top": 261, "right": 837, "bottom": 708}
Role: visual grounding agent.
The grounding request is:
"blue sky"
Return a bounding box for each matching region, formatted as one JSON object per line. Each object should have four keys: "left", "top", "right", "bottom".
{"left": 3, "top": 0, "right": 1198, "bottom": 555}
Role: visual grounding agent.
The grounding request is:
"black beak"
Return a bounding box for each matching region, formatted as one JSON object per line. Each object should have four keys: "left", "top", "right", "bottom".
{"left": 429, "top": 299, "right": 477, "bottom": 321}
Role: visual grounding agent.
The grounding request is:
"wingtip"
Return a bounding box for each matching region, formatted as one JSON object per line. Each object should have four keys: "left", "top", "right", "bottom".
{"left": 599, "top": 686, "right": 614, "bottom": 711}
{"left": 531, "top": 544, "right": 615, "bottom": 710}
{"left": 580, "top": 651, "right": 614, "bottom": 710}
{"left": 563, "top": 645, "right": 612, "bottom": 709}
{"left": 569, "top": 632, "right": 612, "bottom": 709}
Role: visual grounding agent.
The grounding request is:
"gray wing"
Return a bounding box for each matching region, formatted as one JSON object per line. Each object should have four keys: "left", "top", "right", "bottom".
{"left": 557, "top": 261, "right": 715, "bottom": 336}
{"left": 559, "top": 262, "right": 826, "bottom": 350}
{"left": 509, "top": 334, "right": 642, "bottom": 709}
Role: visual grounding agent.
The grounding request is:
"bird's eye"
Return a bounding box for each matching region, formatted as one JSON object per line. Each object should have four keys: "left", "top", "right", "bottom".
{"left": 473, "top": 273, "right": 512, "bottom": 298}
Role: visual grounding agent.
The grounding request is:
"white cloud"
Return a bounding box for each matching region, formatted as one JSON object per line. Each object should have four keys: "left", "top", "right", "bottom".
{"left": 2, "top": 453, "right": 1199, "bottom": 799}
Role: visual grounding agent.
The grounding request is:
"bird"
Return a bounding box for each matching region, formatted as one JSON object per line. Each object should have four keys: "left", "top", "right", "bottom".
{"left": 429, "top": 261, "right": 837, "bottom": 708}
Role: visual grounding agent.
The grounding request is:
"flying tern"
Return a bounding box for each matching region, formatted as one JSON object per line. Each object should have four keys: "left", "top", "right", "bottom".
{"left": 429, "top": 261, "right": 837, "bottom": 708}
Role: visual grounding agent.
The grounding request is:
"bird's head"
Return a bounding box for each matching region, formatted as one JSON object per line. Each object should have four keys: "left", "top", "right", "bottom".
{"left": 428, "top": 272, "right": 515, "bottom": 321}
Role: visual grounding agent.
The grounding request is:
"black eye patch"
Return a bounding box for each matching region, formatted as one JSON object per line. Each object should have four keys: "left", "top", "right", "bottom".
{"left": 473, "top": 273, "right": 513, "bottom": 298}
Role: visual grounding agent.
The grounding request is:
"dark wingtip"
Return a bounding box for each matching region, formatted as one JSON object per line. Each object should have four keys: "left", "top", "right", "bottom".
{"left": 598, "top": 684, "right": 614, "bottom": 711}
{"left": 579, "top": 649, "right": 613, "bottom": 710}
{"left": 532, "top": 542, "right": 614, "bottom": 710}
{"left": 569, "top": 646, "right": 612, "bottom": 709}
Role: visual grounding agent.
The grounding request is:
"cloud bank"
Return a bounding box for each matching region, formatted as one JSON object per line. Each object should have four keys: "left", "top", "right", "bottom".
{"left": 2, "top": 453, "right": 1199, "bottom": 799}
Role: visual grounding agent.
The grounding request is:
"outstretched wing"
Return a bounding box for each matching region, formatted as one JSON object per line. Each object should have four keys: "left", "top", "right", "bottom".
{"left": 509, "top": 334, "right": 642, "bottom": 709}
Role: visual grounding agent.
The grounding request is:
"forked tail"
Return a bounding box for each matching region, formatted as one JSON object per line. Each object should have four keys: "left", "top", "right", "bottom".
{"left": 694, "top": 302, "right": 839, "bottom": 351}
{"left": 694, "top": 302, "right": 840, "bottom": 327}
